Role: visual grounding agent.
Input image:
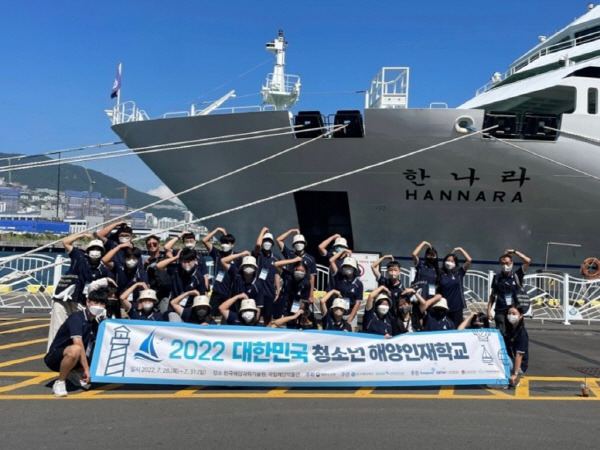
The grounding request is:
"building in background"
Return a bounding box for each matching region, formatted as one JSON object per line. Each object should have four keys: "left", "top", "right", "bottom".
{"left": 0, "top": 187, "right": 22, "bottom": 213}
{"left": 65, "top": 191, "right": 102, "bottom": 218}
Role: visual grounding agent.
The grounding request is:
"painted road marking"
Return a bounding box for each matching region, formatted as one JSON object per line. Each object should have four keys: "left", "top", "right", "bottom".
{"left": 0, "top": 354, "right": 45, "bottom": 368}
{"left": 0, "top": 338, "right": 47, "bottom": 351}
{"left": 0, "top": 319, "right": 50, "bottom": 327}
{"left": 0, "top": 324, "right": 49, "bottom": 335}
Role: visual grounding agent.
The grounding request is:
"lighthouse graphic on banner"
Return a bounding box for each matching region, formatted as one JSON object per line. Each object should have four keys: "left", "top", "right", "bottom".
{"left": 104, "top": 325, "right": 131, "bottom": 377}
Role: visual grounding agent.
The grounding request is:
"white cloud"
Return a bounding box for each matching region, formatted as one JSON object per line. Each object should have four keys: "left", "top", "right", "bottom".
{"left": 147, "top": 185, "right": 184, "bottom": 206}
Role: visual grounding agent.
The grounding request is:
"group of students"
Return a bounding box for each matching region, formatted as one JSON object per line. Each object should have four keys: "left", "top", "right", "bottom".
{"left": 44, "top": 223, "right": 531, "bottom": 396}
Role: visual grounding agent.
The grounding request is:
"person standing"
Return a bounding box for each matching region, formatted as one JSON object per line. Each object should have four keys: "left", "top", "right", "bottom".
{"left": 412, "top": 241, "right": 439, "bottom": 300}
{"left": 437, "top": 247, "right": 472, "bottom": 327}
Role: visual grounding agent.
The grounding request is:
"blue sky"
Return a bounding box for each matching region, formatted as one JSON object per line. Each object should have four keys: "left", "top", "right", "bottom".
{"left": 0, "top": 1, "right": 588, "bottom": 197}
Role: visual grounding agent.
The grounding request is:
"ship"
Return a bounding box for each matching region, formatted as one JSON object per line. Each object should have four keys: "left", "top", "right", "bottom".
{"left": 108, "top": 5, "right": 600, "bottom": 269}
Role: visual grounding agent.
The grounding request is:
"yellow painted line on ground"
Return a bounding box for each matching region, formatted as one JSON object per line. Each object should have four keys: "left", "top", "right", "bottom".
{"left": 515, "top": 378, "right": 529, "bottom": 398}
{"left": 486, "top": 388, "right": 513, "bottom": 398}
{"left": 355, "top": 387, "right": 375, "bottom": 396}
{"left": 171, "top": 385, "right": 203, "bottom": 397}
{"left": 0, "top": 338, "right": 47, "bottom": 350}
{"left": 77, "top": 384, "right": 124, "bottom": 397}
{"left": 0, "top": 373, "right": 56, "bottom": 394}
{"left": 0, "top": 319, "right": 49, "bottom": 327}
{"left": 0, "top": 324, "right": 49, "bottom": 335}
{"left": 438, "top": 386, "right": 454, "bottom": 397}
{"left": 0, "top": 371, "right": 50, "bottom": 376}
{"left": 267, "top": 387, "right": 289, "bottom": 396}
{"left": 0, "top": 353, "right": 45, "bottom": 368}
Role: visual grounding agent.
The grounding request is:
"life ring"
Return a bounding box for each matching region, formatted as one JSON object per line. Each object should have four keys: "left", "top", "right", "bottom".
{"left": 581, "top": 257, "right": 600, "bottom": 279}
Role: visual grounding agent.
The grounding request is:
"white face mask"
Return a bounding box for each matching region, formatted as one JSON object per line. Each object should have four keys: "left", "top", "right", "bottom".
{"left": 262, "top": 241, "right": 273, "bottom": 251}
{"left": 445, "top": 261, "right": 456, "bottom": 270}
{"left": 88, "top": 250, "right": 102, "bottom": 260}
{"left": 119, "top": 236, "right": 131, "bottom": 244}
{"left": 141, "top": 302, "right": 154, "bottom": 312}
{"left": 184, "top": 242, "right": 195, "bottom": 249}
{"left": 377, "top": 305, "right": 390, "bottom": 315}
{"left": 294, "top": 243, "right": 305, "bottom": 252}
{"left": 333, "top": 309, "right": 344, "bottom": 318}
{"left": 125, "top": 259, "right": 138, "bottom": 269}
{"left": 182, "top": 263, "right": 196, "bottom": 273}
{"left": 507, "top": 314, "right": 520, "bottom": 325}
{"left": 293, "top": 271, "right": 306, "bottom": 281}
{"left": 241, "top": 311, "right": 255, "bottom": 322}
{"left": 342, "top": 267, "right": 354, "bottom": 277}
{"left": 386, "top": 271, "right": 399, "bottom": 280}
{"left": 243, "top": 267, "right": 256, "bottom": 275}
{"left": 89, "top": 305, "right": 106, "bottom": 319}
{"left": 502, "top": 264, "right": 513, "bottom": 273}
{"left": 221, "top": 243, "right": 232, "bottom": 253}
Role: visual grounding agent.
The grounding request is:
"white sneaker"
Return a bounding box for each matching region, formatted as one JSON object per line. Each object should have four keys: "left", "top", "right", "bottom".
{"left": 52, "top": 380, "right": 68, "bottom": 397}
{"left": 66, "top": 370, "right": 91, "bottom": 391}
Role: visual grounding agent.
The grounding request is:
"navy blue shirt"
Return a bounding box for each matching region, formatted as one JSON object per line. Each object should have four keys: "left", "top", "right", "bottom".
{"left": 66, "top": 248, "right": 113, "bottom": 305}
{"left": 167, "top": 264, "right": 207, "bottom": 298}
{"left": 181, "top": 307, "right": 215, "bottom": 325}
{"left": 170, "top": 249, "right": 209, "bottom": 278}
{"left": 128, "top": 306, "right": 164, "bottom": 321}
{"left": 491, "top": 267, "right": 525, "bottom": 314}
{"left": 414, "top": 261, "right": 438, "bottom": 300}
{"left": 209, "top": 248, "right": 238, "bottom": 298}
{"left": 328, "top": 272, "right": 363, "bottom": 310}
{"left": 47, "top": 310, "right": 98, "bottom": 354}
{"left": 280, "top": 267, "right": 311, "bottom": 306}
{"left": 230, "top": 266, "right": 264, "bottom": 308}
{"left": 437, "top": 267, "right": 467, "bottom": 312}
{"left": 104, "top": 239, "right": 144, "bottom": 270}
{"left": 423, "top": 314, "right": 456, "bottom": 331}
{"left": 225, "top": 311, "right": 264, "bottom": 326}
{"left": 321, "top": 312, "right": 352, "bottom": 332}
{"left": 282, "top": 246, "right": 317, "bottom": 277}
{"left": 506, "top": 323, "right": 529, "bottom": 372}
{"left": 254, "top": 250, "right": 280, "bottom": 300}
{"left": 113, "top": 264, "right": 149, "bottom": 300}
{"left": 377, "top": 275, "right": 406, "bottom": 312}
{"left": 362, "top": 308, "right": 393, "bottom": 336}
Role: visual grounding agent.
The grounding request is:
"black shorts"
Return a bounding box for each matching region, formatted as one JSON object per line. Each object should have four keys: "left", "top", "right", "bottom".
{"left": 44, "top": 346, "right": 83, "bottom": 372}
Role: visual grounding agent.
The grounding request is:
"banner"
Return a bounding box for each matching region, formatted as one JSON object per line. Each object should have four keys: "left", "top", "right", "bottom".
{"left": 91, "top": 320, "right": 510, "bottom": 387}
{"left": 353, "top": 252, "right": 381, "bottom": 291}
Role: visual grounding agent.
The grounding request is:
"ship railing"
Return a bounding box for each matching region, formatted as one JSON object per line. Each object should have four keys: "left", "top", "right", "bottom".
{"left": 366, "top": 67, "right": 409, "bottom": 110}
{"left": 475, "top": 29, "right": 600, "bottom": 96}
{"left": 263, "top": 73, "right": 301, "bottom": 94}
{"left": 160, "top": 104, "right": 277, "bottom": 119}
{"left": 109, "top": 101, "right": 150, "bottom": 125}
{"left": 315, "top": 265, "right": 600, "bottom": 324}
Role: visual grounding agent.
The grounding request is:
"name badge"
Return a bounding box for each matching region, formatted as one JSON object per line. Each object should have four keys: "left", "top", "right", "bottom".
{"left": 181, "top": 297, "right": 189, "bottom": 307}
{"left": 82, "top": 283, "right": 90, "bottom": 295}
{"left": 505, "top": 293, "right": 513, "bottom": 306}
{"left": 215, "top": 271, "right": 225, "bottom": 282}
{"left": 259, "top": 268, "right": 268, "bottom": 280}
{"left": 291, "top": 301, "right": 300, "bottom": 313}
{"left": 428, "top": 284, "right": 436, "bottom": 296}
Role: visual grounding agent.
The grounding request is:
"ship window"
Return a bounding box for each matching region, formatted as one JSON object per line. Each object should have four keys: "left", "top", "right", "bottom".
{"left": 589, "top": 88, "right": 598, "bottom": 114}
{"left": 575, "top": 25, "right": 600, "bottom": 45}
{"left": 547, "top": 35, "right": 572, "bottom": 54}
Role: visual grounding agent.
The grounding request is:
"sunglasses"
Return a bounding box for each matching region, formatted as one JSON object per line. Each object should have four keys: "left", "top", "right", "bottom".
{"left": 147, "top": 242, "right": 159, "bottom": 248}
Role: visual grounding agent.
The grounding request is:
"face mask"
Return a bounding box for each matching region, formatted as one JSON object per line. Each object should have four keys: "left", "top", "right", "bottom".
{"left": 502, "top": 264, "right": 513, "bottom": 273}
{"left": 294, "top": 243, "right": 305, "bottom": 252}
{"left": 401, "top": 305, "right": 412, "bottom": 315}
{"left": 141, "top": 302, "right": 154, "bottom": 312}
{"left": 377, "top": 305, "right": 390, "bottom": 315}
{"left": 243, "top": 267, "right": 256, "bottom": 275}
{"left": 507, "top": 314, "right": 520, "bottom": 325}
{"left": 89, "top": 305, "right": 106, "bottom": 320}
{"left": 88, "top": 250, "right": 102, "bottom": 260}
{"left": 221, "top": 244, "right": 232, "bottom": 253}
{"left": 431, "top": 308, "right": 446, "bottom": 319}
{"left": 262, "top": 241, "right": 273, "bottom": 251}
{"left": 342, "top": 267, "right": 354, "bottom": 277}
{"left": 182, "top": 263, "right": 196, "bottom": 273}
{"left": 119, "top": 236, "right": 131, "bottom": 244}
{"left": 195, "top": 309, "right": 208, "bottom": 321}
{"left": 294, "top": 271, "right": 306, "bottom": 281}
{"left": 334, "top": 246, "right": 344, "bottom": 253}
{"left": 125, "top": 259, "right": 138, "bottom": 269}
{"left": 241, "top": 311, "right": 255, "bottom": 323}
{"left": 184, "top": 242, "right": 195, "bottom": 249}
{"left": 445, "top": 261, "right": 456, "bottom": 270}
{"left": 386, "top": 271, "right": 399, "bottom": 280}
{"left": 333, "top": 309, "right": 344, "bottom": 318}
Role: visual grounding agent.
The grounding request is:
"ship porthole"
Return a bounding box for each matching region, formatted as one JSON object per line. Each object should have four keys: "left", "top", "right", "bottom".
{"left": 455, "top": 116, "right": 475, "bottom": 134}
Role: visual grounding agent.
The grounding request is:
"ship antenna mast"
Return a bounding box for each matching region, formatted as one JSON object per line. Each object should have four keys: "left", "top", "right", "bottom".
{"left": 261, "top": 30, "right": 301, "bottom": 110}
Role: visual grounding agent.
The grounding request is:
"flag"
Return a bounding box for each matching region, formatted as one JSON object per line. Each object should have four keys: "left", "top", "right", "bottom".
{"left": 110, "top": 63, "right": 122, "bottom": 99}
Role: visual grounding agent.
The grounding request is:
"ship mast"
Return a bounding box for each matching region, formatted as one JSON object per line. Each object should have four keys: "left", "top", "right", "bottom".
{"left": 261, "top": 30, "right": 301, "bottom": 110}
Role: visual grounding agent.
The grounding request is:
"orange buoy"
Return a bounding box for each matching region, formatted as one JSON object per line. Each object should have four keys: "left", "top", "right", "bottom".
{"left": 581, "top": 257, "right": 600, "bottom": 279}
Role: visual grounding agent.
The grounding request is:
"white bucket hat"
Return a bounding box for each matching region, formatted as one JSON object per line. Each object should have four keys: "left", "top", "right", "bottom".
{"left": 239, "top": 298, "right": 259, "bottom": 312}
{"left": 331, "top": 298, "right": 348, "bottom": 313}
{"left": 375, "top": 292, "right": 391, "bottom": 305}
{"left": 241, "top": 255, "right": 258, "bottom": 269}
{"left": 138, "top": 289, "right": 158, "bottom": 304}
{"left": 86, "top": 239, "right": 105, "bottom": 253}
{"left": 292, "top": 234, "right": 307, "bottom": 245}
{"left": 192, "top": 295, "right": 211, "bottom": 309}
{"left": 342, "top": 257, "right": 358, "bottom": 270}
{"left": 433, "top": 297, "right": 449, "bottom": 310}
{"left": 262, "top": 232, "right": 274, "bottom": 242}
{"left": 333, "top": 237, "right": 348, "bottom": 248}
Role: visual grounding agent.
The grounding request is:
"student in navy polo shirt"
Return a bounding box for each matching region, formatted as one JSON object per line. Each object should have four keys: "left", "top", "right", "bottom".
{"left": 506, "top": 305, "right": 529, "bottom": 387}
{"left": 143, "top": 235, "right": 173, "bottom": 313}
{"left": 252, "top": 228, "right": 281, "bottom": 325}
{"left": 328, "top": 256, "right": 363, "bottom": 329}
{"left": 391, "top": 294, "right": 422, "bottom": 335}
{"left": 202, "top": 227, "right": 237, "bottom": 314}
{"left": 318, "top": 234, "right": 350, "bottom": 284}
{"left": 274, "top": 256, "right": 312, "bottom": 316}
{"left": 121, "top": 288, "right": 163, "bottom": 321}
{"left": 437, "top": 247, "right": 472, "bottom": 327}
{"left": 96, "top": 221, "right": 143, "bottom": 270}
{"left": 219, "top": 294, "right": 263, "bottom": 326}
{"left": 45, "top": 288, "right": 109, "bottom": 397}
{"left": 422, "top": 297, "right": 456, "bottom": 331}
{"left": 103, "top": 244, "right": 149, "bottom": 301}
{"left": 270, "top": 305, "right": 317, "bottom": 330}
{"left": 221, "top": 252, "right": 265, "bottom": 313}
{"left": 412, "top": 240, "right": 440, "bottom": 300}
{"left": 487, "top": 249, "right": 531, "bottom": 338}
{"left": 157, "top": 248, "right": 207, "bottom": 300}
{"left": 171, "top": 292, "right": 214, "bottom": 325}
{"left": 48, "top": 233, "right": 111, "bottom": 351}
{"left": 277, "top": 229, "right": 317, "bottom": 303}
{"left": 371, "top": 255, "right": 414, "bottom": 311}
{"left": 458, "top": 311, "right": 490, "bottom": 330}
{"left": 164, "top": 231, "right": 209, "bottom": 291}
{"left": 319, "top": 291, "right": 352, "bottom": 332}
{"left": 362, "top": 286, "right": 394, "bottom": 337}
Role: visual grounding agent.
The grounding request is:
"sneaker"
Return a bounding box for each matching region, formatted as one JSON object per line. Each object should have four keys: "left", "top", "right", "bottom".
{"left": 52, "top": 380, "right": 68, "bottom": 397}
{"left": 66, "top": 370, "right": 91, "bottom": 391}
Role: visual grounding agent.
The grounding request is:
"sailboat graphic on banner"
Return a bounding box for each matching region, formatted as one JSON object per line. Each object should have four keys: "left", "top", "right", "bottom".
{"left": 134, "top": 330, "right": 162, "bottom": 362}
{"left": 481, "top": 346, "right": 494, "bottom": 365}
